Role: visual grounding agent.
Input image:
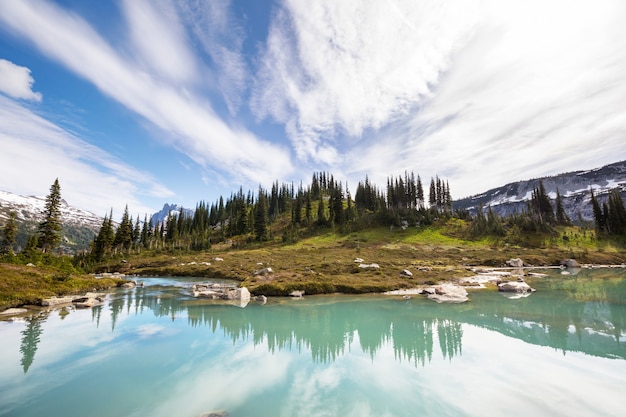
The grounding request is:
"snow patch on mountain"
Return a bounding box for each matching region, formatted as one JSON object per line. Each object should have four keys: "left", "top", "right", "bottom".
{"left": 0, "top": 190, "right": 103, "bottom": 229}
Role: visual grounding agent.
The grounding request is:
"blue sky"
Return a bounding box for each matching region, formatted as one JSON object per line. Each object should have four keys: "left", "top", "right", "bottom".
{"left": 1, "top": 0, "right": 625, "bottom": 219}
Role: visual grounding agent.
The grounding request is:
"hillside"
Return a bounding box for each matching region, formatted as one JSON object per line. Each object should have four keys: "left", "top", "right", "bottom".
{"left": 454, "top": 160, "right": 626, "bottom": 221}
{"left": 0, "top": 190, "right": 103, "bottom": 253}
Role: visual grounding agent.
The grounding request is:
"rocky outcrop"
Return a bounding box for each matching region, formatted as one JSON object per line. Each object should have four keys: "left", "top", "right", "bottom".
{"left": 191, "top": 284, "right": 250, "bottom": 301}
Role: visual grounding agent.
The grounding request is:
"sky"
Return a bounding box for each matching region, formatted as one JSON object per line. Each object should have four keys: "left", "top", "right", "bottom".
{"left": 0, "top": 0, "right": 625, "bottom": 219}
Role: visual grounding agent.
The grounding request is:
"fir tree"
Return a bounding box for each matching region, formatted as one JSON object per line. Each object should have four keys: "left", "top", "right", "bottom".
{"left": 254, "top": 187, "right": 269, "bottom": 241}
{"left": 37, "top": 178, "right": 63, "bottom": 253}
{"left": 555, "top": 188, "right": 570, "bottom": 225}
{"left": 1, "top": 211, "right": 17, "bottom": 255}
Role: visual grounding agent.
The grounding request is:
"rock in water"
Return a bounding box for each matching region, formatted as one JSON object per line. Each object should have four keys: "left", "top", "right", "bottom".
{"left": 560, "top": 259, "right": 581, "bottom": 268}
{"left": 498, "top": 281, "right": 535, "bottom": 293}
{"left": 424, "top": 284, "right": 469, "bottom": 303}
{"left": 506, "top": 258, "right": 524, "bottom": 268}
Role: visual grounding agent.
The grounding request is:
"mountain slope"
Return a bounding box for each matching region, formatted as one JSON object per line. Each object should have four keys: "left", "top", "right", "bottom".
{"left": 0, "top": 190, "right": 103, "bottom": 253}
{"left": 454, "top": 160, "right": 626, "bottom": 221}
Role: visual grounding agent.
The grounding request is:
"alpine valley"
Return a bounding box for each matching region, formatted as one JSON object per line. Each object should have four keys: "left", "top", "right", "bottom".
{"left": 1, "top": 160, "right": 625, "bottom": 252}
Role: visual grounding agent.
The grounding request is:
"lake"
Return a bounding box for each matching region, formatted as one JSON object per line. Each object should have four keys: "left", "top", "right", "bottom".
{"left": 1, "top": 269, "right": 625, "bottom": 417}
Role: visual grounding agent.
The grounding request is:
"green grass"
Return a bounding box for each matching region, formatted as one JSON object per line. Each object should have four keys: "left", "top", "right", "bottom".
{"left": 0, "top": 263, "right": 123, "bottom": 310}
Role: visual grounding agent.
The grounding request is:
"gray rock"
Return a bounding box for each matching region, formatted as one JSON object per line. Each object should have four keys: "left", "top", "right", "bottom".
{"left": 289, "top": 290, "right": 305, "bottom": 297}
{"left": 506, "top": 258, "right": 524, "bottom": 268}
{"left": 41, "top": 296, "right": 75, "bottom": 306}
{"left": 498, "top": 281, "right": 535, "bottom": 293}
{"left": 255, "top": 295, "right": 267, "bottom": 304}
{"left": 560, "top": 259, "right": 581, "bottom": 268}
{"left": 121, "top": 281, "right": 137, "bottom": 289}
{"left": 359, "top": 263, "right": 380, "bottom": 269}
{"left": 400, "top": 269, "right": 413, "bottom": 277}
{"left": 423, "top": 284, "right": 469, "bottom": 303}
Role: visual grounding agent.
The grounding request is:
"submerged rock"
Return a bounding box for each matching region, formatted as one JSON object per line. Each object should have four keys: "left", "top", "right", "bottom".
{"left": 0, "top": 308, "right": 29, "bottom": 316}
{"left": 200, "top": 411, "right": 229, "bottom": 417}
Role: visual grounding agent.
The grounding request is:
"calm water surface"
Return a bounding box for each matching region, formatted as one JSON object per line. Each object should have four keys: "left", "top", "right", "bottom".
{"left": 1, "top": 269, "right": 625, "bottom": 417}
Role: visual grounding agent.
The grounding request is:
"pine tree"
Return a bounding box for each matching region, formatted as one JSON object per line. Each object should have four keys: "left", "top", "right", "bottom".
{"left": 1, "top": 211, "right": 18, "bottom": 255}
{"left": 555, "top": 188, "right": 570, "bottom": 225}
{"left": 114, "top": 205, "right": 133, "bottom": 250}
{"left": 37, "top": 178, "right": 63, "bottom": 253}
{"left": 590, "top": 188, "right": 605, "bottom": 233}
{"left": 254, "top": 187, "right": 269, "bottom": 241}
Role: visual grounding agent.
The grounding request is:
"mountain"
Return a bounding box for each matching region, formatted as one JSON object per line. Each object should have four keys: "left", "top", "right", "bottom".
{"left": 0, "top": 190, "right": 104, "bottom": 253}
{"left": 454, "top": 160, "right": 626, "bottom": 222}
{"left": 150, "top": 203, "right": 195, "bottom": 226}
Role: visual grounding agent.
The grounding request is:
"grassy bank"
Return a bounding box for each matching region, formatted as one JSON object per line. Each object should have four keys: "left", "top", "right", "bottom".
{"left": 93, "top": 222, "right": 625, "bottom": 296}
{"left": 0, "top": 263, "right": 123, "bottom": 310}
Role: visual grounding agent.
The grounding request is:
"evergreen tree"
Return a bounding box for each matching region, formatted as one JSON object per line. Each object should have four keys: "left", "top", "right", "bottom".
{"left": 254, "top": 187, "right": 269, "bottom": 241}
{"left": 114, "top": 205, "right": 133, "bottom": 250}
{"left": 607, "top": 189, "right": 626, "bottom": 235}
{"left": 428, "top": 178, "right": 437, "bottom": 210}
{"left": 317, "top": 195, "right": 326, "bottom": 226}
{"left": 590, "top": 188, "right": 605, "bottom": 232}
{"left": 1, "top": 211, "right": 17, "bottom": 255}
{"left": 37, "top": 178, "right": 63, "bottom": 253}
{"left": 555, "top": 188, "right": 570, "bottom": 225}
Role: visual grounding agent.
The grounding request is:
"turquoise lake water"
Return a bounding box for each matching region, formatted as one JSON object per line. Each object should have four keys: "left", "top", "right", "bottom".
{"left": 1, "top": 268, "right": 625, "bottom": 417}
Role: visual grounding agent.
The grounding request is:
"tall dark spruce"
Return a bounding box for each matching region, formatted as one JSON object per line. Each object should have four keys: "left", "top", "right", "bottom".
{"left": 37, "top": 178, "right": 63, "bottom": 253}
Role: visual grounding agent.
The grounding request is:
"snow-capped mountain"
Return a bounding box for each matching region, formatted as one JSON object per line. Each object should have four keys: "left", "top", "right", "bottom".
{"left": 454, "top": 160, "right": 626, "bottom": 221}
{"left": 0, "top": 190, "right": 103, "bottom": 229}
{"left": 0, "top": 190, "right": 104, "bottom": 252}
{"left": 150, "top": 203, "right": 194, "bottom": 226}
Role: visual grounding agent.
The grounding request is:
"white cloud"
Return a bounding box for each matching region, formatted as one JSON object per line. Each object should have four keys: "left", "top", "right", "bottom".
{"left": 121, "top": 0, "right": 198, "bottom": 84}
{"left": 271, "top": 0, "right": 626, "bottom": 197}
{"left": 252, "top": 0, "right": 481, "bottom": 164}
{"left": 177, "top": 0, "right": 248, "bottom": 115}
{"left": 0, "top": 0, "right": 293, "bottom": 192}
{"left": 0, "top": 96, "right": 172, "bottom": 216}
{"left": 0, "top": 58, "right": 42, "bottom": 101}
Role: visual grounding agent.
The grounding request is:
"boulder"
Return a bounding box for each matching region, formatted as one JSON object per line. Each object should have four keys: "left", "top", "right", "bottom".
{"left": 423, "top": 284, "right": 468, "bottom": 303}
{"left": 121, "top": 281, "right": 137, "bottom": 289}
{"left": 354, "top": 257, "right": 364, "bottom": 263}
{"left": 73, "top": 296, "right": 104, "bottom": 309}
{"left": 506, "top": 258, "right": 524, "bottom": 268}
{"left": 359, "top": 263, "right": 380, "bottom": 269}
{"left": 498, "top": 281, "right": 535, "bottom": 293}
{"left": 255, "top": 295, "right": 267, "bottom": 304}
{"left": 289, "top": 290, "right": 305, "bottom": 298}
{"left": 400, "top": 269, "right": 413, "bottom": 277}
{"left": 560, "top": 259, "right": 581, "bottom": 268}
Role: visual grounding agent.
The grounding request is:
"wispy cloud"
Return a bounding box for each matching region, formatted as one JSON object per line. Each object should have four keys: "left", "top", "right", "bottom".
{"left": 177, "top": 0, "right": 248, "bottom": 115}
{"left": 251, "top": 0, "right": 480, "bottom": 165}
{"left": 0, "top": 58, "right": 42, "bottom": 101}
{"left": 0, "top": 0, "right": 293, "bottom": 192}
{"left": 253, "top": 0, "right": 626, "bottom": 196}
{"left": 0, "top": 95, "right": 173, "bottom": 216}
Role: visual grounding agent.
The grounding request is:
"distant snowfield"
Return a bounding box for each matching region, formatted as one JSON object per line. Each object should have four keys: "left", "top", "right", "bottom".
{"left": 0, "top": 189, "right": 102, "bottom": 229}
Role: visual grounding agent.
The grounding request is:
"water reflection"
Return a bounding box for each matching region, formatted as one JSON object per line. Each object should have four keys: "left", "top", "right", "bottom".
{"left": 12, "top": 269, "right": 626, "bottom": 374}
